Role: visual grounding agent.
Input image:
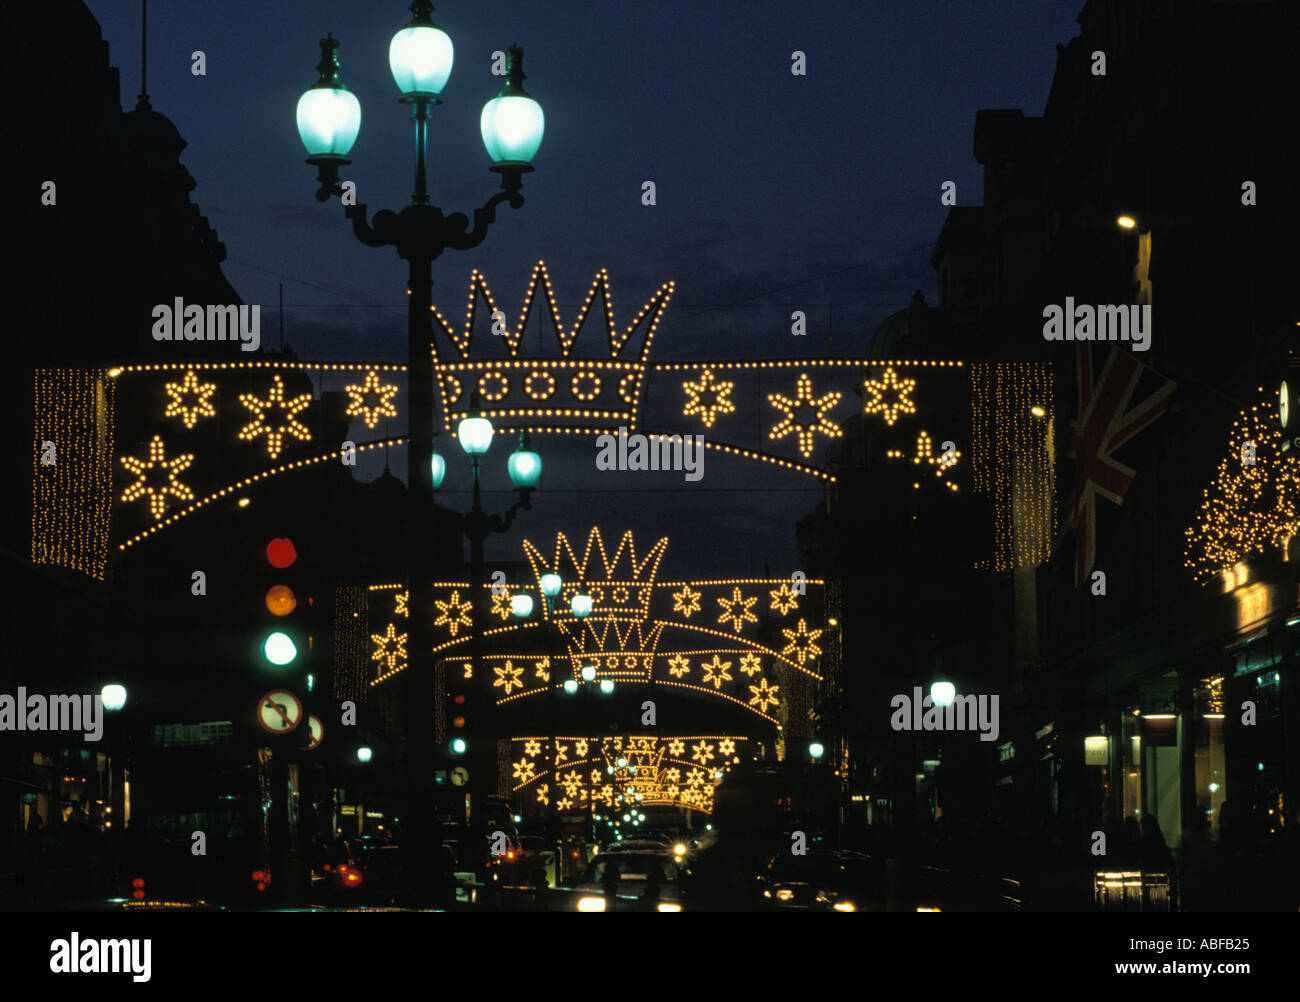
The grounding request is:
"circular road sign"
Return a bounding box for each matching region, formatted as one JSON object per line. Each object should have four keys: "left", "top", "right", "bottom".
{"left": 300, "top": 714, "right": 324, "bottom": 751}
{"left": 257, "top": 689, "right": 303, "bottom": 734}
{"left": 450, "top": 766, "right": 469, "bottom": 787}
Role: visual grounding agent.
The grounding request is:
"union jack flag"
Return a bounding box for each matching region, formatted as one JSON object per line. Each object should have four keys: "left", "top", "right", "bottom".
{"left": 1063, "top": 344, "right": 1176, "bottom": 587}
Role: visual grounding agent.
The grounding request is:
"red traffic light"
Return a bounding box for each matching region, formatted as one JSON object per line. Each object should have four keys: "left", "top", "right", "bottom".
{"left": 266, "top": 538, "right": 297, "bottom": 568}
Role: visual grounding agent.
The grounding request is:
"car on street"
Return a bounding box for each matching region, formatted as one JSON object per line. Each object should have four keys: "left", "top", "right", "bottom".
{"left": 565, "top": 850, "right": 689, "bottom": 912}
{"left": 756, "top": 850, "right": 884, "bottom": 912}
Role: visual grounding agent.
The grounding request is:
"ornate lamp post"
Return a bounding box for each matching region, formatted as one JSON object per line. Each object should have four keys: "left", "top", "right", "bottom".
{"left": 295, "top": 1, "right": 545, "bottom": 903}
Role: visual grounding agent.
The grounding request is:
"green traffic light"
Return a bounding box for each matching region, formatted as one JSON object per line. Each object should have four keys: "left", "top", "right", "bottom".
{"left": 263, "top": 631, "right": 297, "bottom": 666}
{"left": 451, "top": 737, "right": 467, "bottom": 754}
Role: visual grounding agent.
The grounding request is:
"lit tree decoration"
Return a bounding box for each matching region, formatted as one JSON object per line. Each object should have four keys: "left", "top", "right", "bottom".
{"left": 738, "top": 653, "right": 762, "bottom": 676}
{"left": 861, "top": 366, "right": 917, "bottom": 426}
{"left": 700, "top": 654, "right": 733, "bottom": 690}
{"left": 238, "top": 374, "right": 312, "bottom": 459}
{"left": 749, "top": 677, "right": 780, "bottom": 713}
{"left": 1184, "top": 400, "right": 1300, "bottom": 583}
{"left": 781, "top": 619, "right": 823, "bottom": 666}
{"left": 717, "top": 587, "right": 757, "bottom": 633}
{"left": 513, "top": 757, "right": 537, "bottom": 784}
{"left": 494, "top": 661, "right": 524, "bottom": 695}
{"left": 672, "top": 584, "right": 701, "bottom": 617}
{"left": 120, "top": 435, "right": 195, "bottom": 520}
{"left": 682, "top": 368, "right": 736, "bottom": 427}
{"left": 370, "top": 622, "right": 407, "bottom": 672}
{"left": 394, "top": 590, "right": 409, "bottom": 617}
{"left": 434, "top": 591, "right": 473, "bottom": 636}
{"left": 691, "top": 741, "right": 716, "bottom": 765}
{"left": 344, "top": 369, "right": 399, "bottom": 428}
{"left": 163, "top": 369, "right": 217, "bottom": 428}
{"left": 667, "top": 654, "right": 691, "bottom": 678}
{"left": 769, "top": 582, "right": 799, "bottom": 615}
{"left": 768, "top": 373, "right": 843, "bottom": 456}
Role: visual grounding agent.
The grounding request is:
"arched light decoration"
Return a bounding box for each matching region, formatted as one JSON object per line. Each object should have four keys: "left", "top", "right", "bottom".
{"left": 507, "top": 432, "right": 542, "bottom": 489}
{"left": 297, "top": 34, "right": 362, "bottom": 159}
{"left": 431, "top": 451, "right": 446, "bottom": 489}
{"left": 101, "top": 684, "right": 127, "bottom": 712}
{"left": 930, "top": 681, "right": 956, "bottom": 707}
{"left": 481, "top": 44, "right": 544, "bottom": 168}
{"left": 389, "top": 1, "right": 454, "bottom": 99}
{"left": 571, "top": 593, "right": 593, "bottom": 618}
{"left": 511, "top": 593, "right": 534, "bottom": 618}
{"left": 540, "top": 573, "right": 562, "bottom": 597}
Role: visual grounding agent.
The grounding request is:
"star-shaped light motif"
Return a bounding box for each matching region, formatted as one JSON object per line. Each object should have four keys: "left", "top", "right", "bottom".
{"left": 369, "top": 622, "right": 407, "bottom": 672}
{"left": 686, "top": 768, "right": 707, "bottom": 788}
{"left": 556, "top": 797, "right": 573, "bottom": 811}
{"left": 163, "top": 369, "right": 217, "bottom": 428}
{"left": 861, "top": 366, "right": 918, "bottom": 426}
{"left": 666, "top": 784, "right": 680, "bottom": 800}
{"left": 555, "top": 742, "right": 569, "bottom": 766}
{"left": 493, "top": 661, "right": 524, "bottom": 695}
{"left": 781, "top": 619, "right": 824, "bottom": 666}
{"left": 462, "top": 662, "right": 473, "bottom": 679}
{"left": 672, "top": 585, "right": 701, "bottom": 618}
{"left": 667, "top": 654, "right": 691, "bottom": 678}
{"left": 534, "top": 658, "right": 551, "bottom": 682}
{"left": 345, "top": 369, "right": 399, "bottom": 429}
{"left": 394, "top": 590, "right": 409, "bottom": 617}
{"left": 536, "top": 784, "right": 549, "bottom": 806}
{"left": 523, "top": 739, "right": 543, "bottom": 758}
{"left": 667, "top": 741, "right": 685, "bottom": 758}
{"left": 664, "top": 768, "right": 681, "bottom": 785}
{"left": 559, "top": 770, "right": 583, "bottom": 797}
{"left": 912, "top": 430, "right": 960, "bottom": 478}
{"left": 700, "top": 654, "right": 733, "bottom": 690}
{"left": 768, "top": 372, "right": 842, "bottom": 457}
{"left": 719, "top": 738, "right": 736, "bottom": 756}
{"left": 770, "top": 582, "right": 799, "bottom": 615}
{"left": 738, "top": 653, "right": 763, "bottom": 677}
{"left": 691, "top": 741, "right": 716, "bottom": 765}
{"left": 120, "top": 435, "right": 195, "bottom": 520}
{"left": 238, "top": 374, "right": 312, "bottom": 459}
{"left": 575, "top": 739, "right": 589, "bottom": 757}
{"left": 434, "top": 591, "right": 472, "bottom": 636}
{"left": 717, "top": 587, "right": 757, "bottom": 633}
{"left": 490, "top": 590, "right": 513, "bottom": 620}
{"left": 749, "top": 677, "right": 780, "bottom": 713}
{"left": 682, "top": 368, "right": 736, "bottom": 428}
{"left": 513, "top": 757, "right": 536, "bottom": 784}
{"left": 590, "top": 769, "right": 603, "bottom": 785}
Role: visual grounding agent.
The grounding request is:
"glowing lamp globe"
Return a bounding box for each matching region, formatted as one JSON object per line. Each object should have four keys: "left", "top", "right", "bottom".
{"left": 581, "top": 664, "right": 597, "bottom": 682}
{"left": 571, "top": 593, "right": 593, "bottom": 618}
{"left": 357, "top": 746, "right": 373, "bottom": 763}
{"left": 511, "top": 594, "right": 534, "bottom": 618}
{"left": 265, "top": 585, "right": 298, "bottom": 617}
{"left": 101, "top": 684, "right": 127, "bottom": 712}
{"left": 507, "top": 445, "right": 542, "bottom": 489}
{"left": 388, "top": 4, "right": 454, "bottom": 98}
{"left": 540, "top": 573, "right": 562, "bottom": 597}
{"left": 563, "top": 680, "right": 579, "bottom": 695}
{"left": 431, "top": 451, "right": 446, "bottom": 489}
{"left": 599, "top": 679, "right": 615, "bottom": 694}
{"left": 809, "top": 741, "right": 825, "bottom": 760}
{"left": 481, "top": 45, "right": 544, "bottom": 167}
{"left": 263, "top": 632, "right": 298, "bottom": 666}
{"left": 930, "top": 681, "right": 956, "bottom": 708}
{"left": 457, "top": 415, "right": 494, "bottom": 456}
{"left": 297, "top": 35, "right": 360, "bottom": 158}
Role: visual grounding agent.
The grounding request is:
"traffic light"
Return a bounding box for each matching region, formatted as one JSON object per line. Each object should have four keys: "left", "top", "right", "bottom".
{"left": 448, "top": 687, "right": 468, "bottom": 755}
{"left": 262, "top": 537, "right": 304, "bottom": 669}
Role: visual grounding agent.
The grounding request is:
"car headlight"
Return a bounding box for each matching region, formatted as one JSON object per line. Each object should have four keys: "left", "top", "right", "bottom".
{"left": 776, "top": 889, "right": 794, "bottom": 901}
{"left": 657, "top": 903, "right": 682, "bottom": 912}
{"left": 833, "top": 901, "right": 855, "bottom": 912}
{"left": 577, "top": 896, "right": 607, "bottom": 912}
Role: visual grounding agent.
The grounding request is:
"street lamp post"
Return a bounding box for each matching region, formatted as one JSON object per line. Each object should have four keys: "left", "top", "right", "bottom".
{"left": 295, "top": 2, "right": 545, "bottom": 904}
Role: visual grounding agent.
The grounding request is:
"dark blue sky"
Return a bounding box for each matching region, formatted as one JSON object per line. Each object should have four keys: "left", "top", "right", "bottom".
{"left": 90, "top": 0, "right": 1082, "bottom": 578}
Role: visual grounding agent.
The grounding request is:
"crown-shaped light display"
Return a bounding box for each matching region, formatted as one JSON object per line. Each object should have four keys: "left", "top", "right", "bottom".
{"left": 431, "top": 262, "right": 674, "bottom": 434}
{"left": 523, "top": 527, "right": 669, "bottom": 670}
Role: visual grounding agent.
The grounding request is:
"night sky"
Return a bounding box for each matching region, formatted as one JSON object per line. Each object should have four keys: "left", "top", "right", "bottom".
{"left": 88, "top": 0, "right": 1082, "bottom": 579}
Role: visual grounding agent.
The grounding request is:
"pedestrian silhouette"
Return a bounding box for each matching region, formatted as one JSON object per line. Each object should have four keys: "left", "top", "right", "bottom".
{"left": 602, "top": 861, "right": 621, "bottom": 911}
